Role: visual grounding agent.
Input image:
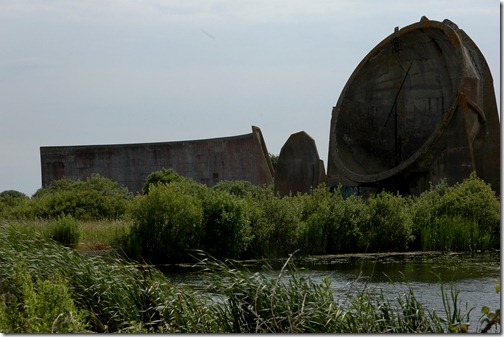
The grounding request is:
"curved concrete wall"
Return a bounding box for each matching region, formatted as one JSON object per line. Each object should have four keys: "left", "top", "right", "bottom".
{"left": 328, "top": 17, "right": 500, "bottom": 195}
{"left": 40, "top": 126, "right": 274, "bottom": 193}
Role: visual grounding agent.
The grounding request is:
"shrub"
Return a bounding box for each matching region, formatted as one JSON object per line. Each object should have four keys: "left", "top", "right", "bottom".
{"left": 358, "top": 191, "right": 413, "bottom": 252}
{"left": 211, "top": 180, "right": 264, "bottom": 199}
{"left": 201, "top": 189, "right": 254, "bottom": 259}
{"left": 269, "top": 153, "right": 279, "bottom": 170}
{"left": 295, "top": 185, "right": 364, "bottom": 255}
{"left": 0, "top": 190, "right": 32, "bottom": 218}
{"left": 127, "top": 182, "right": 205, "bottom": 263}
{"left": 295, "top": 186, "right": 333, "bottom": 255}
{"left": 0, "top": 190, "right": 29, "bottom": 207}
{"left": 32, "top": 174, "right": 132, "bottom": 220}
{"left": 249, "top": 189, "right": 303, "bottom": 258}
{"left": 47, "top": 214, "right": 82, "bottom": 248}
{"left": 411, "top": 173, "right": 500, "bottom": 251}
{"left": 142, "top": 168, "right": 193, "bottom": 195}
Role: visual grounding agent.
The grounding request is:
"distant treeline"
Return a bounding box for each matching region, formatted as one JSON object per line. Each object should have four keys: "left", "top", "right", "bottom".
{"left": 0, "top": 170, "right": 500, "bottom": 264}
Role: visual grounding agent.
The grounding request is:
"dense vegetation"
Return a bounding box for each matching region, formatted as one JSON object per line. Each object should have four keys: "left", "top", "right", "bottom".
{"left": 0, "top": 171, "right": 499, "bottom": 263}
{"left": 0, "top": 224, "right": 498, "bottom": 333}
{"left": 0, "top": 170, "right": 500, "bottom": 332}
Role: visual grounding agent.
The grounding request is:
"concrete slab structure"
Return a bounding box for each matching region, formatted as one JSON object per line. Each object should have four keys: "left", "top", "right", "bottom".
{"left": 40, "top": 126, "right": 274, "bottom": 193}
{"left": 327, "top": 17, "right": 500, "bottom": 195}
{"left": 274, "top": 131, "right": 326, "bottom": 196}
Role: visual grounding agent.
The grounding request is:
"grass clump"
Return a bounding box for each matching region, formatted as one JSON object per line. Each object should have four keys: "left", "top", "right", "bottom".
{"left": 195, "top": 251, "right": 485, "bottom": 333}
{"left": 46, "top": 214, "right": 82, "bottom": 248}
{"left": 200, "top": 251, "right": 343, "bottom": 333}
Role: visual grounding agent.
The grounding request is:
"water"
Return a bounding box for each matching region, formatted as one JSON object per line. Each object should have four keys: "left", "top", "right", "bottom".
{"left": 162, "top": 251, "right": 500, "bottom": 331}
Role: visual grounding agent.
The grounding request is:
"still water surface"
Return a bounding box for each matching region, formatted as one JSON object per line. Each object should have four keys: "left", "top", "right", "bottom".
{"left": 162, "top": 251, "right": 500, "bottom": 331}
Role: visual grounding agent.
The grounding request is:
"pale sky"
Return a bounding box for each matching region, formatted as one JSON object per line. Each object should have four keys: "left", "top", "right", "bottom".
{"left": 0, "top": 0, "right": 500, "bottom": 196}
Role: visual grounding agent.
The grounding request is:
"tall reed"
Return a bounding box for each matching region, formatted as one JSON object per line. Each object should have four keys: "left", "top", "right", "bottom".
{"left": 0, "top": 222, "right": 497, "bottom": 333}
{"left": 0, "top": 222, "right": 217, "bottom": 333}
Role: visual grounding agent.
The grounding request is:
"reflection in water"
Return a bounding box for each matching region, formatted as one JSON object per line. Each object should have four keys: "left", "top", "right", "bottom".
{"left": 162, "top": 251, "right": 500, "bottom": 331}
{"left": 299, "top": 251, "right": 500, "bottom": 282}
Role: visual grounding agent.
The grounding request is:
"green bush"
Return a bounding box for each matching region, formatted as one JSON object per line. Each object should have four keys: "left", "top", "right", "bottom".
{"left": 322, "top": 187, "right": 365, "bottom": 254}
{"left": 31, "top": 174, "right": 132, "bottom": 220}
{"left": 142, "top": 168, "right": 193, "bottom": 195}
{"left": 0, "top": 190, "right": 31, "bottom": 218}
{"left": 412, "top": 173, "right": 500, "bottom": 251}
{"left": 358, "top": 191, "right": 413, "bottom": 252}
{"left": 269, "top": 153, "right": 279, "bottom": 171}
{"left": 127, "top": 182, "right": 205, "bottom": 263}
{"left": 2, "top": 171, "right": 497, "bottom": 263}
{"left": 202, "top": 189, "right": 254, "bottom": 259}
{"left": 295, "top": 185, "right": 364, "bottom": 255}
{"left": 0, "top": 190, "right": 28, "bottom": 207}
{"left": 47, "top": 214, "right": 82, "bottom": 248}
{"left": 295, "top": 186, "right": 333, "bottom": 255}
{"left": 419, "top": 215, "right": 492, "bottom": 251}
{"left": 211, "top": 180, "right": 264, "bottom": 199}
{"left": 249, "top": 189, "right": 303, "bottom": 258}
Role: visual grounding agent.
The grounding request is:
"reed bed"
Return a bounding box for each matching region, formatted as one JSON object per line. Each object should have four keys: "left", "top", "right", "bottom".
{"left": 1, "top": 223, "right": 497, "bottom": 333}
{"left": 0, "top": 222, "right": 219, "bottom": 333}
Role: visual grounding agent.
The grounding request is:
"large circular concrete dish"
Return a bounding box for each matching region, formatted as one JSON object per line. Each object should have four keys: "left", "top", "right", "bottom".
{"left": 327, "top": 17, "right": 500, "bottom": 193}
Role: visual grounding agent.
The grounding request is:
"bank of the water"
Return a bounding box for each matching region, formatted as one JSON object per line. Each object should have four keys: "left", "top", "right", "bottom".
{"left": 162, "top": 251, "right": 501, "bottom": 331}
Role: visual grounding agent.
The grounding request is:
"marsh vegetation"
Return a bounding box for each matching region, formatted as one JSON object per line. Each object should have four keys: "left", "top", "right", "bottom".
{"left": 0, "top": 171, "right": 500, "bottom": 332}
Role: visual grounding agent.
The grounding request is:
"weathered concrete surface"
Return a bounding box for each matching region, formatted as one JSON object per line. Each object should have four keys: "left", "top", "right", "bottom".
{"left": 327, "top": 17, "right": 500, "bottom": 195}
{"left": 274, "top": 131, "right": 326, "bottom": 196}
{"left": 41, "top": 126, "right": 274, "bottom": 193}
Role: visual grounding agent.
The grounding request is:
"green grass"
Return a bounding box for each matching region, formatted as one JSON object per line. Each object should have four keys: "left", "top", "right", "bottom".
{"left": 78, "top": 219, "right": 131, "bottom": 251}
{"left": 0, "top": 218, "right": 131, "bottom": 252}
